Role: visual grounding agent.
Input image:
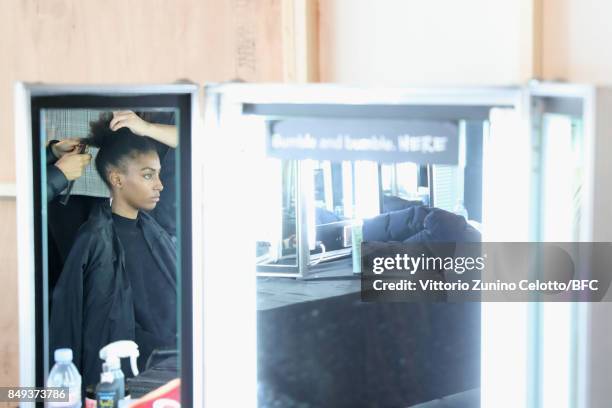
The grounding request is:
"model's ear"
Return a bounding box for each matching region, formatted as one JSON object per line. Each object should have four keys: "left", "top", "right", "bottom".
{"left": 109, "top": 169, "right": 123, "bottom": 189}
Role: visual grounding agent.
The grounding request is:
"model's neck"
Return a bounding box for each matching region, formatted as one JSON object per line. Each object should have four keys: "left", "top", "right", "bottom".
{"left": 111, "top": 198, "right": 139, "bottom": 219}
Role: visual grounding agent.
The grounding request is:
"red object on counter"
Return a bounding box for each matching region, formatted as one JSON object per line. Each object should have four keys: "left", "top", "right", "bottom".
{"left": 128, "top": 378, "right": 180, "bottom": 408}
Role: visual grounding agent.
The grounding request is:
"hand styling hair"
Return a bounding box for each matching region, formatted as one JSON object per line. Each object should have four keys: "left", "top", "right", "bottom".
{"left": 82, "top": 114, "right": 158, "bottom": 188}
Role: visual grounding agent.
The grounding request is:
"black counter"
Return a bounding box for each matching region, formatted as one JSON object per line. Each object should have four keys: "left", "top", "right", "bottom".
{"left": 257, "top": 279, "right": 480, "bottom": 407}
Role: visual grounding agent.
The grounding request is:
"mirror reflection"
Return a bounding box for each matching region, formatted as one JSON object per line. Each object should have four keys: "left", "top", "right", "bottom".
{"left": 255, "top": 118, "right": 484, "bottom": 407}
{"left": 43, "top": 109, "right": 180, "bottom": 400}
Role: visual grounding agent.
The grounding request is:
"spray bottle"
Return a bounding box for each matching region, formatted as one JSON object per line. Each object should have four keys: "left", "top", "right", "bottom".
{"left": 96, "top": 371, "right": 119, "bottom": 408}
{"left": 98, "top": 341, "right": 140, "bottom": 402}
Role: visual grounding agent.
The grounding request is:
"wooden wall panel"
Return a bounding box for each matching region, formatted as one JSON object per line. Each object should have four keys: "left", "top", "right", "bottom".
{"left": 542, "top": 0, "right": 612, "bottom": 84}
{"left": 281, "top": 0, "right": 320, "bottom": 82}
{"left": 0, "top": 0, "right": 285, "bottom": 184}
{"left": 0, "top": 200, "right": 18, "bottom": 386}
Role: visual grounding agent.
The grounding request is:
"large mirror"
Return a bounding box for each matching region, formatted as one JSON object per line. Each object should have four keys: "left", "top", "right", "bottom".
{"left": 250, "top": 116, "right": 485, "bottom": 406}
{"left": 23, "top": 88, "right": 195, "bottom": 406}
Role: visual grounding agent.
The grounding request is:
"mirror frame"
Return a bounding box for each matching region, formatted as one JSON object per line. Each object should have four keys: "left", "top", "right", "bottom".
{"left": 15, "top": 83, "right": 200, "bottom": 407}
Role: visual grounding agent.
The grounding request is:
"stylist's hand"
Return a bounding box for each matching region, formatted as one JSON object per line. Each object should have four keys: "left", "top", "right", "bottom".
{"left": 54, "top": 149, "right": 91, "bottom": 181}
{"left": 51, "top": 138, "right": 82, "bottom": 159}
{"left": 110, "top": 111, "right": 151, "bottom": 136}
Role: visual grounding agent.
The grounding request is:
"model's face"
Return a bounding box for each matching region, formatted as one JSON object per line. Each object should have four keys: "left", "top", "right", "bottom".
{"left": 114, "top": 151, "right": 163, "bottom": 211}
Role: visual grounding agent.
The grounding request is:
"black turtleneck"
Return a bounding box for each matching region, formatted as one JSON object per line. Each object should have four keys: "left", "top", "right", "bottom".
{"left": 112, "top": 212, "right": 177, "bottom": 370}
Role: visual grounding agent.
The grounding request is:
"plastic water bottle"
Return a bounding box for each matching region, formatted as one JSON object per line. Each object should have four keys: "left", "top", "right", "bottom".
{"left": 46, "top": 348, "right": 82, "bottom": 407}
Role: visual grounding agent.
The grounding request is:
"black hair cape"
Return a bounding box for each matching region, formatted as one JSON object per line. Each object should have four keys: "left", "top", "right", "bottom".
{"left": 49, "top": 202, "right": 177, "bottom": 388}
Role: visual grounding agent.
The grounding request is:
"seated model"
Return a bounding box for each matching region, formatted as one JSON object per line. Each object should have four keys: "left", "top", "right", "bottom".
{"left": 50, "top": 116, "right": 177, "bottom": 387}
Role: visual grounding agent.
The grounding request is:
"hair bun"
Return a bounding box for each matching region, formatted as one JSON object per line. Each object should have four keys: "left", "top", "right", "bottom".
{"left": 84, "top": 113, "right": 158, "bottom": 189}
{"left": 83, "top": 113, "right": 127, "bottom": 149}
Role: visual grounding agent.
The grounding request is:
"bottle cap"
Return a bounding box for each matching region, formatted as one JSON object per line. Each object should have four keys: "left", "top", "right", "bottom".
{"left": 54, "top": 348, "right": 73, "bottom": 363}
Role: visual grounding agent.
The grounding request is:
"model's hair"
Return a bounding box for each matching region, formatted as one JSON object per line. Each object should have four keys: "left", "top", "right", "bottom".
{"left": 82, "top": 114, "right": 157, "bottom": 188}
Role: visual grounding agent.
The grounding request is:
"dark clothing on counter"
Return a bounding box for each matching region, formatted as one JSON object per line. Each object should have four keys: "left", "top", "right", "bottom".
{"left": 112, "top": 213, "right": 177, "bottom": 371}
{"left": 381, "top": 194, "right": 425, "bottom": 213}
{"left": 363, "top": 205, "right": 481, "bottom": 244}
{"left": 50, "top": 203, "right": 177, "bottom": 389}
{"left": 363, "top": 206, "right": 481, "bottom": 297}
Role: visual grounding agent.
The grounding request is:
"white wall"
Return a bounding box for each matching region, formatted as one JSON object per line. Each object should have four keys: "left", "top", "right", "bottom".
{"left": 542, "top": 0, "right": 612, "bottom": 84}
{"left": 319, "top": 0, "right": 537, "bottom": 85}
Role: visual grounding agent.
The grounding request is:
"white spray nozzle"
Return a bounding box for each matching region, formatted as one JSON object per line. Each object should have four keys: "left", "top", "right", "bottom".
{"left": 105, "top": 356, "right": 121, "bottom": 370}
{"left": 99, "top": 340, "right": 140, "bottom": 376}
